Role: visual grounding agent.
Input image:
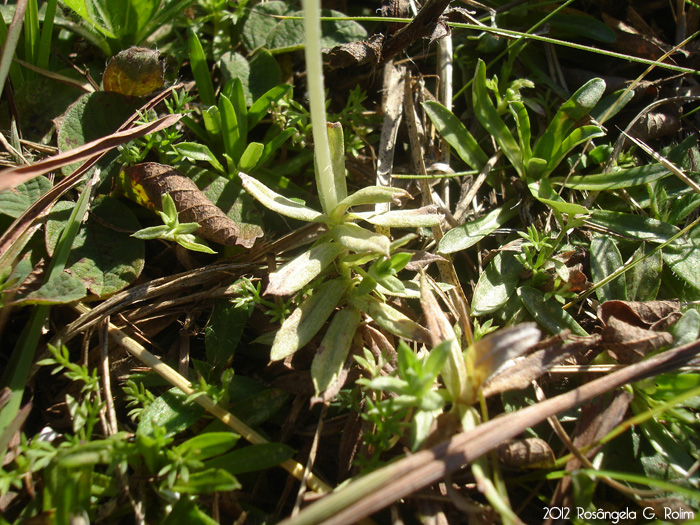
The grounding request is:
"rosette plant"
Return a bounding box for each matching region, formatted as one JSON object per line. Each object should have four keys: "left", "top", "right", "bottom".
{"left": 239, "top": 0, "right": 441, "bottom": 396}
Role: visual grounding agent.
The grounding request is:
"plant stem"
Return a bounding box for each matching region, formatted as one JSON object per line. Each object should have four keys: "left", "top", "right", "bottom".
{"left": 302, "top": 0, "right": 337, "bottom": 213}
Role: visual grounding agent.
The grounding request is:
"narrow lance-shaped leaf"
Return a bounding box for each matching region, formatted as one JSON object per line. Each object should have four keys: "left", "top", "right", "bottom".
{"left": 333, "top": 222, "right": 390, "bottom": 256}
{"left": 327, "top": 122, "right": 348, "bottom": 203}
{"left": 239, "top": 172, "right": 325, "bottom": 223}
{"left": 351, "top": 205, "right": 442, "bottom": 228}
{"left": 472, "top": 59, "right": 522, "bottom": 177}
{"left": 266, "top": 241, "right": 343, "bottom": 296}
{"left": 271, "top": 278, "right": 347, "bottom": 361}
{"left": 423, "top": 100, "right": 488, "bottom": 171}
{"left": 438, "top": 200, "right": 519, "bottom": 254}
{"left": 311, "top": 308, "right": 361, "bottom": 396}
{"left": 590, "top": 236, "right": 627, "bottom": 302}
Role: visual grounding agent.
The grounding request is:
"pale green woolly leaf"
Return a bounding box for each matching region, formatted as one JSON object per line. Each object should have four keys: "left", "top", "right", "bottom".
{"left": 334, "top": 186, "right": 411, "bottom": 215}
{"left": 239, "top": 172, "right": 325, "bottom": 223}
{"left": 333, "top": 223, "right": 390, "bottom": 256}
{"left": 311, "top": 308, "right": 361, "bottom": 396}
{"left": 271, "top": 278, "right": 347, "bottom": 361}
{"left": 327, "top": 122, "right": 348, "bottom": 203}
{"left": 349, "top": 294, "right": 429, "bottom": 342}
{"left": 351, "top": 206, "right": 442, "bottom": 228}
{"left": 266, "top": 242, "right": 343, "bottom": 296}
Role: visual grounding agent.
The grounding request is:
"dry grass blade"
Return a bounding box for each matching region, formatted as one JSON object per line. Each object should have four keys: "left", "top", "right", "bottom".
{"left": 622, "top": 131, "right": 700, "bottom": 195}
{"left": 0, "top": 114, "right": 181, "bottom": 192}
{"left": 282, "top": 338, "right": 700, "bottom": 525}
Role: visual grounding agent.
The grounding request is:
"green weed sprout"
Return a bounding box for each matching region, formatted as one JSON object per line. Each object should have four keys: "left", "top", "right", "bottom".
{"left": 238, "top": 0, "right": 440, "bottom": 396}
{"left": 132, "top": 193, "right": 216, "bottom": 254}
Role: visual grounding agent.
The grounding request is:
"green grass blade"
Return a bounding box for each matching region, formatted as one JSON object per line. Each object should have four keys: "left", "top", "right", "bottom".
{"left": 37, "top": 0, "right": 58, "bottom": 69}
{"left": 0, "top": 170, "right": 98, "bottom": 449}
{"left": 0, "top": 0, "right": 27, "bottom": 94}
{"left": 472, "top": 60, "right": 522, "bottom": 177}
{"left": 188, "top": 28, "right": 215, "bottom": 107}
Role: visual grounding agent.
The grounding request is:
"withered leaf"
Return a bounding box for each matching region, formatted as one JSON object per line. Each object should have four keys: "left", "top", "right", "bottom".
{"left": 598, "top": 300, "right": 679, "bottom": 363}
{"left": 497, "top": 438, "right": 555, "bottom": 468}
{"left": 327, "top": 34, "right": 384, "bottom": 69}
{"left": 481, "top": 333, "right": 599, "bottom": 397}
{"left": 103, "top": 47, "right": 165, "bottom": 97}
{"left": 124, "top": 162, "right": 259, "bottom": 248}
{"left": 598, "top": 300, "right": 681, "bottom": 330}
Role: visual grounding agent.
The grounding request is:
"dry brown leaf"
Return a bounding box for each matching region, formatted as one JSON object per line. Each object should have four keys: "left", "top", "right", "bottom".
{"left": 599, "top": 300, "right": 680, "bottom": 363}
{"left": 497, "top": 437, "right": 556, "bottom": 468}
{"left": 124, "top": 162, "right": 259, "bottom": 248}
{"left": 481, "top": 334, "right": 599, "bottom": 397}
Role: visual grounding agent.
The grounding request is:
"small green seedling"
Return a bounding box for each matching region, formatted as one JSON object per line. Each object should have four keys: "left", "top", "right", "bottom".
{"left": 132, "top": 193, "right": 216, "bottom": 254}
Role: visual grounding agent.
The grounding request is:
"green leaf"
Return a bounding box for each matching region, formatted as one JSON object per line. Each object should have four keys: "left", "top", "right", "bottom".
{"left": 311, "top": 308, "right": 361, "bottom": 396}
{"left": 174, "top": 432, "right": 240, "bottom": 461}
{"left": 173, "top": 142, "right": 224, "bottom": 173}
{"left": 517, "top": 286, "right": 587, "bottom": 336}
{"left": 266, "top": 10, "right": 367, "bottom": 53}
{"left": 626, "top": 243, "right": 661, "bottom": 301}
{"left": 239, "top": 172, "right": 325, "bottom": 223}
{"left": 56, "top": 91, "right": 142, "bottom": 175}
{"left": 663, "top": 243, "right": 700, "bottom": 294}
{"left": 588, "top": 210, "right": 680, "bottom": 244}
{"left": 349, "top": 294, "right": 429, "bottom": 342}
{"left": 334, "top": 186, "right": 410, "bottom": 214}
{"left": 241, "top": 1, "right": 291, "bottom": 52}
{"left": 188, "top": 29, "right": 215, "bottom": 107}
{"left": 18, "top": 271, "right": 86, "bottom": 305}
{"left": 533, "top": 78, "right": 605, "bottom": 163}
{"left": 545, "top": 124, "right": 605, "bottom": 175}
{"left": 218, "top": 94, "right": 244, "bottom": 165}
{"left": 351, "top": 206, "right": 442, "bottom": 228}
{"left": 671, "top": 310, "right": 700, "bottom": 347}
{"left": 137, "top": 388, "right": 205, "bottom": 438}
{"left": 205, "top": 298, "right": 249, "bottom": 365}
{"left": 258, "top": 127, "right": 296, "bottom": 166}
{"left": 163, "top": 497, "right": 219, "bottom": 525}
{"left": 327, "top": 122, "right": 348, "bottom": 204}
{"left": 170, "top": 468, "right": 240, "bottom": 494}
{"left": 0, "top": 176, "right": 51, "bottom": 218}
{"left": 423, "top": 101, "right": 488, "bottom": 171}
{"left": 438, "top": 200, "right": 519, "bottom": 254}
{"left": 248, "top": 84, "right": 292, "bottom": 128}
{"left": 473, "top": 60, "right": 522, "bottom": 177}
{"left": 267, "top": 241, "right": 343, "bottom": 296}
{"left": 45, "top": 197, "right": 145, "bottom": 296}
{"left": 590, "top": 236, "right": 627, "bottom": 302}
{"left": 238, "top": 142, "right": 264, "bottom": 172}
{"left": 509, "top": 100, "right": 532, "bottom": 164}
{"left": 471, "top": 251, "right": 523, "bottom": 315}
{"left": 204, "top": 442, "right": 295, "bottom": 475}
{"left": 527, "top": 178, "right": 588, "bottom": 215}
{"left": 218, "top": 51, "right": 283, "bottom": 107}
{"left": 270, "top": 278, "right": 347, "bottom": 360}
{"left": 557, "top": 163, "right": 670, "bottom": 190}
{"left": 333, "top": 222, "right": 390, "bottom": 256}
